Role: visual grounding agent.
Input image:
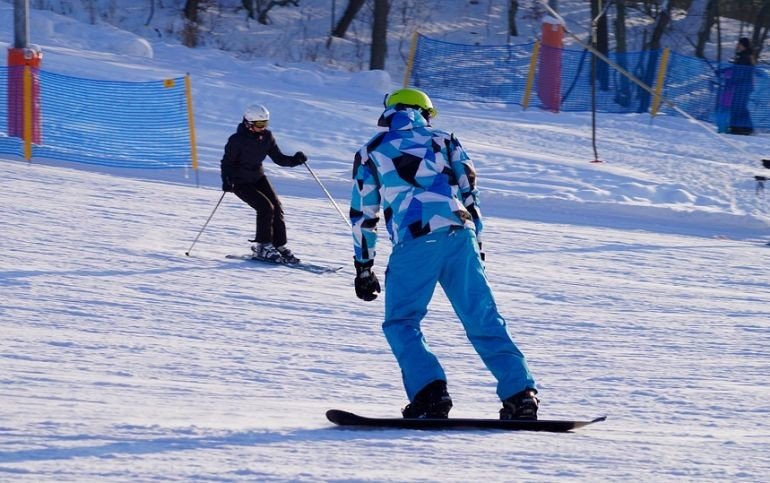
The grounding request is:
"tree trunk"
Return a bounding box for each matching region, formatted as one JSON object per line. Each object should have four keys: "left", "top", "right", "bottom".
{"left": 508, "top": 1, "right": 519, "bottom": 37}
{"left": 752, "top": 0, "right": 770, "bottom": 60}
{"left": 614, "top": 0, "right": 631, "bottom": 107}
{"left": 332, "top": 0, "right": 366, "bottom": 38}
{"left": 638, "top": 1, "right": 672, "bottom": 113}
{"left": 184, "top": 0, "right": 199, "bottom": 23}
{"left": 146, "top": 0, "right": 156, "bottom": 26}
{"left": 242, "top": 1, "right": 256, "bottom": 20}
{"left": 680, "top": 0, "right": 711, "bottom": 41}
{"left": 648, "top": 0, "right": 672, "bottom": 51}
{"left": 182, "top": 0, "right": 200, "bottom": 47}
{"left": 614, "top": 0, "right": 627, "bottom": 54}
{"left": 591, "top": 0, "right": 609, "bottom": 90}
{"left": 695, "top": 0, "right": 718, "bottom": 59}
{"left": 370, "top": 0, "right": 389, "bottom": 70}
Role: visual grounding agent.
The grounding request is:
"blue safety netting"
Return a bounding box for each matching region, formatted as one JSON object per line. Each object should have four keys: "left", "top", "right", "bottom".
{"left": 410, "top": 34, "right": 770, "bottom": 131}
{"left": 0, "top": 67, "right": 23, "bottom": 158}
{"left": 411, "top": 36, "right": 534, "bottom": 104}
{"left": 0, "top": 67, "right": 193, "bottom": 168}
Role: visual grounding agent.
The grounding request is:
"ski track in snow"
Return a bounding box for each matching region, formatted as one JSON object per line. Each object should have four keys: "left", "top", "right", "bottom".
{"left": 2, "top": 158, "right": 769, "bottom": 481}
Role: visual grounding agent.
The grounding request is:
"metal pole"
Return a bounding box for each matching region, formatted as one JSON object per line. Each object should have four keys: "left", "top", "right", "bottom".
{"left": 304, "top": 163, "right": 352, "bottom": 228}
{"left": 14, "top": 0, "right": 29, "bottom": 48}
{"left": 590, "top": 0, "right": 601, "bottom": 162}
{"left": 185, "top": 191, "right": 227, "bottom": 256}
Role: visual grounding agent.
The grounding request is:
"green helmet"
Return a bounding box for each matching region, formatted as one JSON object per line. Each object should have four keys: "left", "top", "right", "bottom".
{"left": 384, "top": 87, "right": 438, "bottom": 118}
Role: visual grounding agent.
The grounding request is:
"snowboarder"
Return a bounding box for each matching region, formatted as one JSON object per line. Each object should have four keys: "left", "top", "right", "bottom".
{"left": 221, "top": 103, "right": 307, "bottom": 263}
{"left": 349, "top": 87, "right": 539, "bottom": 420}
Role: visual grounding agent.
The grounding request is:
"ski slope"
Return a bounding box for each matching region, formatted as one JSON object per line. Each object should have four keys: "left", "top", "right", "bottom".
{"left": 2, "top": 2, "right": 770, "bottom": 481}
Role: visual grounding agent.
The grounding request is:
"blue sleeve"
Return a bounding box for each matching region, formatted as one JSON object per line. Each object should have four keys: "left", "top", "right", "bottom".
{"left": 350, "top": 147, "right": 381, "bottom": 264}
{"left": 448, "top": 134, "right": 483, "bottom": 236}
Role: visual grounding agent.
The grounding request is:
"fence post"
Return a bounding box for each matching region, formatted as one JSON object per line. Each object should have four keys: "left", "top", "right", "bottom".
{"left": 522, "top": 41, "right": 541, "bottom": 110}
{"left": 651, "top": 48, "right": 671, "bottom": 117}
{"left": 538, "top": 17, "right": 564, "bottom": 112}
{"left": 184, "top": 73, "right": 198, "bottom": 171}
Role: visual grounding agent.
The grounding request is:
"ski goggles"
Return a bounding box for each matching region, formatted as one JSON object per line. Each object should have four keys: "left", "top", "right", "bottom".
{"left": 245, "top": 119, "right": 268, "bottom": 129}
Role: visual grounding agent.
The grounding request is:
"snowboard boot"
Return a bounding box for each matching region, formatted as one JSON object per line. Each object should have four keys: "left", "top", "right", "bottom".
{"left": 276, "top": 245, "right": 300, "bottom": 264}
{"left": 500, "top": 388, "right": 539, "bottom": 420}
{"left": 402, "top": 380, "right": 453, "bottom": 419}
{"left": 251, "top": 243, "right": 285, "bottom": 263}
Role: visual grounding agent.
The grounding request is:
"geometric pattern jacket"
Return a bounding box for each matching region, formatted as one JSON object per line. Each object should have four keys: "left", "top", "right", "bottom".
{"left": 350, "top": 106, "right": 483, "bottom": 264}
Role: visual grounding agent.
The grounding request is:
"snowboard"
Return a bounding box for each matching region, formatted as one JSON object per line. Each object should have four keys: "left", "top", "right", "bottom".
{"left": 326, "top": 409, "right": 606, "bottom": 432}
{"left": 226, "top": 254, "right": 343, "bottom": 274}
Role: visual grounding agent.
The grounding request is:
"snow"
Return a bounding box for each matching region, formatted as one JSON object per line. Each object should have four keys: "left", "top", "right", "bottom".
{"left": 2, "top": 1, "right": 770, "bottom": 481}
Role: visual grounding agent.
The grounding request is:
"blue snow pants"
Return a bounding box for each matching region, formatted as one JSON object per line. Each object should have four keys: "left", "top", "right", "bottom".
{"left": 382, "top": 227, "right": 537, "bottom": 402}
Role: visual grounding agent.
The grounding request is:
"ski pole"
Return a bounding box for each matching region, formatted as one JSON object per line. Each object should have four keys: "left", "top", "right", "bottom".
{"left": 185, "top": 191, "right": 227, "bottom": 256}
{"left": 304, "top": 162, "right": 352, "bottom": 228}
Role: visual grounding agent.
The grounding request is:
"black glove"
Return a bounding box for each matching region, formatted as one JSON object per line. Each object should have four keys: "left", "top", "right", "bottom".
{"left": 354, "top": 259, "right": 381, "bottom": 301}
{"left": 293, "top": 151, "right": 307, "bottom": 166}
{"left": 222, "top": 177, "right": 234, "bottom": 192}
{"left": 478, "top": 242, "right": 485, "bottom": 261}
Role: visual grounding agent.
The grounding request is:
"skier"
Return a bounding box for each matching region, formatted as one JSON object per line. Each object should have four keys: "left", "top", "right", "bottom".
{"left": 350, "top": 88, "right": 539, "bottom": 420}
{"left": 221, "top": 103, "right": 307, "bottom": 263}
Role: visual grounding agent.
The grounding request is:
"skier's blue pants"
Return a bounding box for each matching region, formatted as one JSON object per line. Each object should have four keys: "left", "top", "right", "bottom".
{"left": 383, "top": 227, "right": 537, "bottom": 402}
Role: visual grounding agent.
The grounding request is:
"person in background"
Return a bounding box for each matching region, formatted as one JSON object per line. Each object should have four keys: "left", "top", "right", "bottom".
{"left": 727, "top": 37, "right": 757, "bottom": 135}
{"left": 350, "top": 87, "right": 539, "bottom": 420}
{"left": 221, "top": 103, "right": 307, "bottom": 263}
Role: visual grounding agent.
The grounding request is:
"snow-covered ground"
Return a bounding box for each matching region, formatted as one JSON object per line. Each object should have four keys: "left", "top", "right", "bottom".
{"left": 2, "top": 2, "right": 770, "bottom": 481}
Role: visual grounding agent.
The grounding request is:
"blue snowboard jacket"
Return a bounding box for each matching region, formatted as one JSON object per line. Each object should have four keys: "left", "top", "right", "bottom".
{"left": 350, "top": 107, "right": 483, "bottom": 264}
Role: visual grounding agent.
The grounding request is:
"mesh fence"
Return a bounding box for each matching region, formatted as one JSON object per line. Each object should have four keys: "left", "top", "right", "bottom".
{"left": 410, "top": 34, "right": 769, "bottom": 130}
{"left": 0, "top": 67, "right": 193, "bottom": 169}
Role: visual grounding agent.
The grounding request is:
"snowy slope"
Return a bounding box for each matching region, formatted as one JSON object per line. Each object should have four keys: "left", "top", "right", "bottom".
{"left": 2, "top": 2, "right": 770, "bottom": 482}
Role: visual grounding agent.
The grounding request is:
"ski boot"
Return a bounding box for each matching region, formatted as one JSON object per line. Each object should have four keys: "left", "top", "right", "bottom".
{"left": 402, "top": 380, "right": 453, "bottom": 419}
{"left": 251, "top": 243, "right": 285, "bottom": 263}
{"left": 276, "top": 245, "right": 300, "bottom": 264}
{"left": 499, "top": 388, "right": 539, "bottom": 420}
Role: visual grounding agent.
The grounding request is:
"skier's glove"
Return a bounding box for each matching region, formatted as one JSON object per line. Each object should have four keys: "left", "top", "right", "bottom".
{"left": 293, "top": 151, "right": 308, "bottom": 166}
{"left": 478, "top": 241, "right": 485, "bottom": 261}
{"left": 354, "top": 259, "right": 381, "bottom": 302}
{"left": 222, "top": 181, "right": 234, "bottom": 192}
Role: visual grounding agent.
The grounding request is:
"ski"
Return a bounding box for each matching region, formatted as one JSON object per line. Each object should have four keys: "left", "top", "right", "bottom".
{"left": 326, "top": 409, "right": 606, "bottom": 432}
{"left": 226, "top": 254, "right": 343, "bottom": 274}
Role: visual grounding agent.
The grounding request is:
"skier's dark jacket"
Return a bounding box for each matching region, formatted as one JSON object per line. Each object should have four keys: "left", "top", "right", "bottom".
{"left": 221, "top": 122, "right": 302, "bottom": 188}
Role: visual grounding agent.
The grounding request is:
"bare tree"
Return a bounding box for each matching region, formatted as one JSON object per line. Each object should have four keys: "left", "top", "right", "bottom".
{"left": 182, "top": 0, "right": 200, "bottom": 47}
{"left": 648, "top": 0, "right": 673, "bottom": 51}
{"left": 679, "top": 0, "right": 711, "bottom": 39}
{"left": 332, "top": 0, "right": 366, "bottom": 38}
{"left": 508, "top": 0, "right": 519, "bottom": 37}
{"left": 614, "top": 0, "right": 632, "bottom": 106}
{"left": 591, "top": 0, "right": 609, "bottom": 89}
{"left": 637, "top": 0, "right": 673, "bottom": 112}
{"left": 752, "top": 0, "right": 770, "bottom": 60}
{"left": 146, "top": 0, "right": 156, "bottom": 26}
{"left": 241, "top": 0, "right": 299, "bottom": 25}
{"left": 184, "top": 0, "right": 200, "bottom": 23}
{"left": 370, "top": 0, "right": 389, "bottom": 70}
{"left": 694, "top": 0, "right": 719, "bottom": 59}
{"left": 676, "top": 0, "right": 714, "bottom": 58}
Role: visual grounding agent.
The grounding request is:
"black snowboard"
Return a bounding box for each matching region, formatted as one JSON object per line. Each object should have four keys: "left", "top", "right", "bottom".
{"left": 326, "top": 409, "right": 606, "bottom": 432}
